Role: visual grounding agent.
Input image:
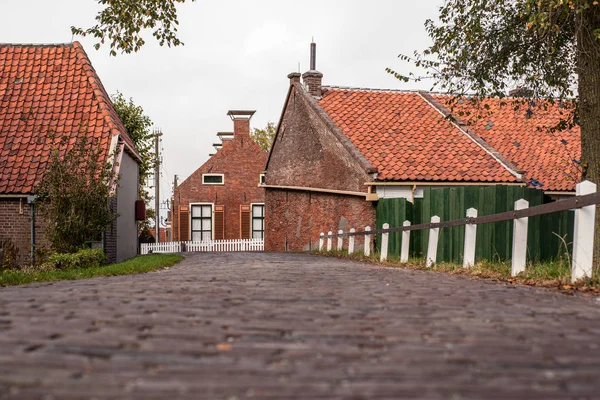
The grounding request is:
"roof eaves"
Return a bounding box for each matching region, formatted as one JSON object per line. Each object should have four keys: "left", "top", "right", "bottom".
{"left": 418, "top": 91, "right": 524, "bottom": 182}
{"left": 265, "top": 83, "right": 295, "bottom": 172}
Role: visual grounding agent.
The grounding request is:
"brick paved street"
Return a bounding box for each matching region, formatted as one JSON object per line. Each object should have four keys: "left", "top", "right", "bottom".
{"left": 1, "top": 253, "right": 600, "bottom": 399}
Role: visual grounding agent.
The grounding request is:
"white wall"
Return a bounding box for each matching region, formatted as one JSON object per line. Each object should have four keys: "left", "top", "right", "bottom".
{"left": 117, "top": 151, "right": 140, "bottom": 262}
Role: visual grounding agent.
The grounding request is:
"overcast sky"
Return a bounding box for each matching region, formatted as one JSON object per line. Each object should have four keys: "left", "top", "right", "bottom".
{"left": 2, "top": 0, "right": 441, "bottom": 221}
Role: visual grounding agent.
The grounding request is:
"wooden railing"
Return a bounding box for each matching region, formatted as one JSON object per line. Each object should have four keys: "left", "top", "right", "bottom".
{"left": 318, "top": 180, "right": 598, "bottom": 283}
{"left": 141, "top": 238, "right": 264, "bottom": 255}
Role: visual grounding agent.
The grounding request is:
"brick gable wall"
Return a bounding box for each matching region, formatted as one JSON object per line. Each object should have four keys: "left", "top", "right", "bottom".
{"left": 172, "top": 133, "right": 268, "bottom": 241}
{"left": 264, "top": 84, "right": 376, "bottom": 251}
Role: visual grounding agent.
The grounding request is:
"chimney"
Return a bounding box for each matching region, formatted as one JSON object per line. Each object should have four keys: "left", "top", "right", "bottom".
{"left": 509, "top": 86, "right": 534, "bottom": 98}
{"left": 302, "top": 41, "right": 323, "bottom": 97}
{"left": 288, "top": 72, "right": 301, "bottom": 85}
{"left": 227, "top": 110, "right": 256, "bottom": 137}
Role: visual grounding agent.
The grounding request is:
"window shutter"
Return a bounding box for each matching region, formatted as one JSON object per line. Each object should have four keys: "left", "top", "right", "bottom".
{"left": 240, "top": 205, "right": 251, "bottom": 239}
{"left": 214, "top": 205, "right": 225, "bottom": 240}
{"left": 179, "top": 206, "right": 190, "bottom": 241}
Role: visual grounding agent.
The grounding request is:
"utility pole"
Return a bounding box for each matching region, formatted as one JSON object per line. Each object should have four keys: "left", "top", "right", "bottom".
{"left": 154, "top": 129, "right": 161, "bottom": 244}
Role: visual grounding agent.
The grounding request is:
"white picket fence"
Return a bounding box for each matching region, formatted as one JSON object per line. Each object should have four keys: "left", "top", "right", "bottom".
{"left": 141, "top": 238, "right": 264, "bottom": 255}
{"left": 319, "top": 180, "right": 599, "bottom": 284}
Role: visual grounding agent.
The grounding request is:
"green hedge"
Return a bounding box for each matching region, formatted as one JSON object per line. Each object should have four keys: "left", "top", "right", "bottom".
{"left": 44, "top": 248, "right": 106, "bottom": 270}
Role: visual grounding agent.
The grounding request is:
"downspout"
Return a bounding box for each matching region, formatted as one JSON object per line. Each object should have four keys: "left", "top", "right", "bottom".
{"left": 27, "top": 196, "right": 36, "bottom": 265}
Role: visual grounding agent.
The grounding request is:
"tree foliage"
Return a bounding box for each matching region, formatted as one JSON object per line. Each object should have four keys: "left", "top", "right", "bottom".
{"left": 111, "top": 92, "right": 156, "bottom": 227}
{"left": 35, "top": 135, "right": 119, "bottom": 254}
{"left": 388, "top": 0, "right": 583, "bottom": 102}
{"left": 251, "top": 122, "right": 277, "bottom": 152}
{"left": 71, "top": 0, "right": 195, "bottom": 56}
{"left": 391, "top": 0, "right": 600, "bottom": 269}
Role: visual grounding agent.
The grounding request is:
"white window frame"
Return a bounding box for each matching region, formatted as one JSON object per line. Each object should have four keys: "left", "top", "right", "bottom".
{"left": 259, "top": 173, "right": 266, "bottom": 186}
{"left": 202, "top": 174, "right": 225, "bottom": 185}
{"left": 189, "top": 202, "right": 214, "bottom": 241}
{"left": 250, "top": 203, "right": 265, "bottom": 239}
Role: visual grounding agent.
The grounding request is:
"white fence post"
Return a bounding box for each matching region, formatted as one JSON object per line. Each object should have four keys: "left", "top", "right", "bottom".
{"left": 511, "top": 199, "right": 529, "bottom": 277}
{"left": 400, "top": 221, "right": 411, "bottom": 263}
{"left": 364, "top": 226, "right": 372, "bottom": 257}
{"left": 463, "top": 208, "right": 478, "bottom": 269}
{"left": 348, "top": 229, "right": 356, "bottom": 254}
{"left": 319, "top": 233, "right": 325, "bottom": 252}
{"left": 572, "top": 180, "right": 597, "bottom": 282}
{"left": 327, "top": 232, "right": 333, "bottom": 251}
{"left": 337, "top": 230, "right": 344, "bottom": 251}
{"left": 426, "top": 216, "right": 441, "bottom": 267}
{"left": 380, "top": 223, "right": 390, "bottom": 262}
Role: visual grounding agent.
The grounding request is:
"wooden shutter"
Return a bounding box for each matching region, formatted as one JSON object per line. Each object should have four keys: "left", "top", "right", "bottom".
{"left": 240, "top": 205, "right": 251, "bottom": 239}
{"left": 214, "top": 205, "right": 225, "bottom": 240}
{"left": 179, "top": 206, "right": 190, "bottom": 241}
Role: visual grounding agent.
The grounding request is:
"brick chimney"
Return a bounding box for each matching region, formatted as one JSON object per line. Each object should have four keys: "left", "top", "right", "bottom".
{"left": 302, "top": 42, "right": 323, "bottom": 97}
{"left": 227, "top": 110, "right": 256, "bottom": 137}
{"left": 288, "top": 72, "right": 301, "bottom": 85}
{"left": 509, "top": 86, "right": 534, "bottom": 98}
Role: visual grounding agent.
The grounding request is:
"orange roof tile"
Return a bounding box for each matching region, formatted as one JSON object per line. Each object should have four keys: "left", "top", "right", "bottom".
{"left": 317, "top": 88, "right": 520, "bottom": 183}
{"left": 435, "top": 95, "right": 580, "bottom": 192}
{"left": 0, "top": 42, "right": 137, "bottom": 194}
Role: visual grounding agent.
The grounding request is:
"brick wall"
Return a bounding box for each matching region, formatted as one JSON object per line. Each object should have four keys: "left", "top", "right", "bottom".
{"left": 266, "top": 83, "right": 372, "bottom": 193}
{"left": 104, "top": 196, "right": 118, "bottom": 264}
{"left": 265, "top": 189, "right": 376, "bottom": 252}
{"left": 172, "top": 122, "right": 268, "bottom": 241}
{"left": 264, "top": 82, "right": 376, "bottom": 251}
{"left": 0, "top": 198, "right": 51, "bottom": 266}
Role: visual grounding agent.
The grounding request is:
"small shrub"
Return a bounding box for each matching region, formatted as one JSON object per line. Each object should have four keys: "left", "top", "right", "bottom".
{"left": 44, "top": 248, "right": 106, "bottom": 271}
{"left": 1, "top": 238, "right": 20, "bottom": 271}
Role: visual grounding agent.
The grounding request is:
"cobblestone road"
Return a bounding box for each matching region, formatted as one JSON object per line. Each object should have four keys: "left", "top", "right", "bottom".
{"left": 1, "top": 253, "right": 600, "bottom": 399}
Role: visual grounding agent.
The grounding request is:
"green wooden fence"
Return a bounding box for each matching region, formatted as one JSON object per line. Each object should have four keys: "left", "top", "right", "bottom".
{"left": 376, "top": 186, "right": 574, "bottom": 263}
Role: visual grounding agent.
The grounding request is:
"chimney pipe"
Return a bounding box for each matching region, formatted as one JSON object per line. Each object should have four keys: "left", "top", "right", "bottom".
{"left": 302, "top": 41, "right": 323, "bottom": 97}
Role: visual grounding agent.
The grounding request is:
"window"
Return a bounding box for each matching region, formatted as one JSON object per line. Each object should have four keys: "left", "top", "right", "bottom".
{"left": 191, "top": 204, "right": 212, "bottom": 241}
{"left": 259, "top": 173, "right": 266, "bottom": 186}
{"left": 202, "top": 174, "right": 224, "bottom": 185}
{"left": 252, "top": 204, "right": 265, "bottom": 239}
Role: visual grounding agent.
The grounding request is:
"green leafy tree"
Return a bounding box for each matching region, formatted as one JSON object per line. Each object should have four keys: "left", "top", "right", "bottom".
{"left": 389, "top": 0, "right": 600, "bottom": 269}
{"left": 36, "top": 135, "right": 119, "bottom": 254}
{"left": 111, "top": 92, "right": 156, "bottom": 228}
{"left": 251, "top": 122, "right": 277, "bottom": 152}
{"left": 71, "top": 0, "right": 196, "bottom": 56}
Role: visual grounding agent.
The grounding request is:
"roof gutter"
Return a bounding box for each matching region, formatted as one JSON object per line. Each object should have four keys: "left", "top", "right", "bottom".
{"left": 263, "top": 184, "right": 369, "bottom": 198}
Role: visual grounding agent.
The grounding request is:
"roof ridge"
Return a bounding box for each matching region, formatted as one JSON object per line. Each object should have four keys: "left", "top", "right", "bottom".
{"left": 0, "top": 42, "right": 75, "bottom": 47}
{"left": 418, "top": 91, "right": 525, "bottom": 181}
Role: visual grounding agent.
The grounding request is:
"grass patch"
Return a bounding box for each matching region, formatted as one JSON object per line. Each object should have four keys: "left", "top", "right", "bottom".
{"left": 318, "top": 250, "right": 600, "bottom": 295}
{"left": 0, "top": 254, "right": 184, "bottom": 287}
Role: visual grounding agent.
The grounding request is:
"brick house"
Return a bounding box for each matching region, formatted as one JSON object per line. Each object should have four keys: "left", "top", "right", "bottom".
{"left": 0, "top": 42, "right": 141, "bottom": 265}
{"left": 171, "top": 111, "right": 268, "bottom": 242}
{"left": 263, "top": 45, "right": 581, "bottom": 252}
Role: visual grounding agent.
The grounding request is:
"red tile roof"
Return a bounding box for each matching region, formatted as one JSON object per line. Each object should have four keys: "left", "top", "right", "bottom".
{"left": 0, "top": 42, "right": 137, "bottom": 194}
{"left": 434, "top": 96, "right": 581, "bottom": 192}
{"left": 317, "top": 88, "right": 520, "bottom": 183}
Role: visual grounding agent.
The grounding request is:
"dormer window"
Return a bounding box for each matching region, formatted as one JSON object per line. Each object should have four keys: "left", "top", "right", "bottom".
{"left": 202, "top": 174, "right": 224, "bottom": 185}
